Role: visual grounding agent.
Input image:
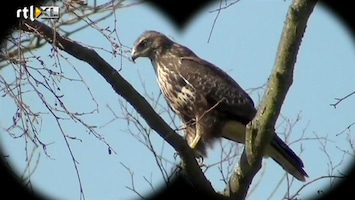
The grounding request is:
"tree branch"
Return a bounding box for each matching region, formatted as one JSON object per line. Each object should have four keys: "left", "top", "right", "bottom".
{"left": 18, "top": 20, "right": 221, "bottom": 198}
{"left": 226, "top": 0, "right": 318, "bottom": 199}
{"left": 330, "top": 91, "right": 355, "bottom": 108}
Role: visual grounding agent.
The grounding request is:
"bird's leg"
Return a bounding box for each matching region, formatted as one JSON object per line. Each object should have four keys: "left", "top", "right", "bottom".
{"left": 189, "top": 133, "right": 201, "bottom": 149}
{"left": 189, "top": 118, "right": 204, "bottom": 150}
{"left": 190, "top": 127, "right": 205, "bottom": 167}
{"left": 188, "top": 115, "right": 204, "bottom": 150}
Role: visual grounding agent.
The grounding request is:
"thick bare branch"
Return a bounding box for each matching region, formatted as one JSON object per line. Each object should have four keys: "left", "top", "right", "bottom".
{"left": 18, "top": 19, "right": 221, "bottom": 197}
{"left": 227, "top": 0, "right": 318, "bottom": 199}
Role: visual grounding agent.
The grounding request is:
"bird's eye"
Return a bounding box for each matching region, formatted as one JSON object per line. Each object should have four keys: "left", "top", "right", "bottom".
{"left": 139, "top": 39, "right": 148, "bottom": 48}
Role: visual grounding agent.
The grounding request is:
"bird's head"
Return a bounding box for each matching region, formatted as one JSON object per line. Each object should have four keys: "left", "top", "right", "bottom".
{"left": 131, "top": 30, "right": 172, "bottom": 62}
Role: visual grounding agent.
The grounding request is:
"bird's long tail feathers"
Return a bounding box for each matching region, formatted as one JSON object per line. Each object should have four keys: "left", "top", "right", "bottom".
{"left": 221, "top": 121, "right": 308, "bottom": 181}
{"left": 265, "top": 135, "right": 308, "bottom": 181}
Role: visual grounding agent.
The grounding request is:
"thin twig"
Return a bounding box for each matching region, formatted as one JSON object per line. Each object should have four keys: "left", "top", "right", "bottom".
{"left": 207, "top": 0, "right": 241, "bottom": 43}
{"left": 289, "top": 175, "right": 344, "bottom": 200}
{"left": 209, "top": 0, "right": 241, "bottom": 13}
{"left": 207, "top": 0, "right": 223, "bottom": 43}
{"left": 336, "top": 121, "right": 355, "bottom": 136}
{"left": 330, "top": 91, "right": 355, "bottom": 108}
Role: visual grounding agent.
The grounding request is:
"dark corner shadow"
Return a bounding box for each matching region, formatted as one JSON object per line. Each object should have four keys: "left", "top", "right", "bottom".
{"left": 147, "top": 173, "right": 218, "bottom": 200}
{"left": 1, "top": 1, "right": 46, "bottom": 199}
{"left": 1, "top": 0, "right": 354, "bottom": 199}
{"left": 0, "top": 157, "right": 45, "bottom": 199}
{"left": 145, "top": 0, "right": 214, "bottom": 30}
{"left": 314, "top": 163, "right": 355, "bottom": 200}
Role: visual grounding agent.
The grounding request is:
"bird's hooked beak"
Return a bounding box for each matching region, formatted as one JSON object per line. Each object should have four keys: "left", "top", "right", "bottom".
{"left": 131, "top": 48, "right": 138, "bottom": 63}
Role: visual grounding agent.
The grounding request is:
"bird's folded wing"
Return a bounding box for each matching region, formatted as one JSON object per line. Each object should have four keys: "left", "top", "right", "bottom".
{"left": 179, "top": 56, "right": 256, "bottom": 124}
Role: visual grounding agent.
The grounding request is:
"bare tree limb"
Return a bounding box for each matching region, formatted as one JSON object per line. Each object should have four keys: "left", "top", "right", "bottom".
{"left": 18, "top": 19, "right": 222, "bottom": 198}
{"left": 226, "top": 0, "right": 318, "bottom": 199}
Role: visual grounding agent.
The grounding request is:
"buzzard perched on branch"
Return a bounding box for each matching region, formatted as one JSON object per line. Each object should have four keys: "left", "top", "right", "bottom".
{"left": 131, "top": 30, "right": 308, "bottom": 181}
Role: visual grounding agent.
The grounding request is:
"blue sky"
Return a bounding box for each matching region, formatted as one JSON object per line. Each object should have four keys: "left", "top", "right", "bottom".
{"left": 1, "top": 0, "right": 354, "bottom": 199}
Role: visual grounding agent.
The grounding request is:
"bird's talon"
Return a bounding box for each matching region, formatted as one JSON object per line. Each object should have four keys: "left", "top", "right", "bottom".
{"left": 196, "top": 155, "right": 205, "bottom": 167}
{"left": 173, "top": 152, "right": 179, "bottom": 160}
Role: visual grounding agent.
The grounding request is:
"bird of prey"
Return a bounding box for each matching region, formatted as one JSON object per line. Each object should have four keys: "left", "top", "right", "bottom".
{"left": 131, "top": 30, "right": 308, "bottom": 181}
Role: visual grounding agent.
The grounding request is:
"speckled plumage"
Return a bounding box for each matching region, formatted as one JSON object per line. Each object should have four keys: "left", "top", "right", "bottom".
{"left": 131, "top": 30, "right": 308, "bottom": 181}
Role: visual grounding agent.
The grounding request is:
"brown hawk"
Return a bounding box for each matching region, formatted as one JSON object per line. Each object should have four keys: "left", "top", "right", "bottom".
{"left": 131, "top": 30, "right": 308, "bottom": 181}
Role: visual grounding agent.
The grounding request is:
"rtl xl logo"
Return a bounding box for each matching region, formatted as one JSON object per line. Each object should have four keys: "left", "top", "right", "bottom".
{"left": 16, "top": 5, "right": 60, "bottom": 21}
